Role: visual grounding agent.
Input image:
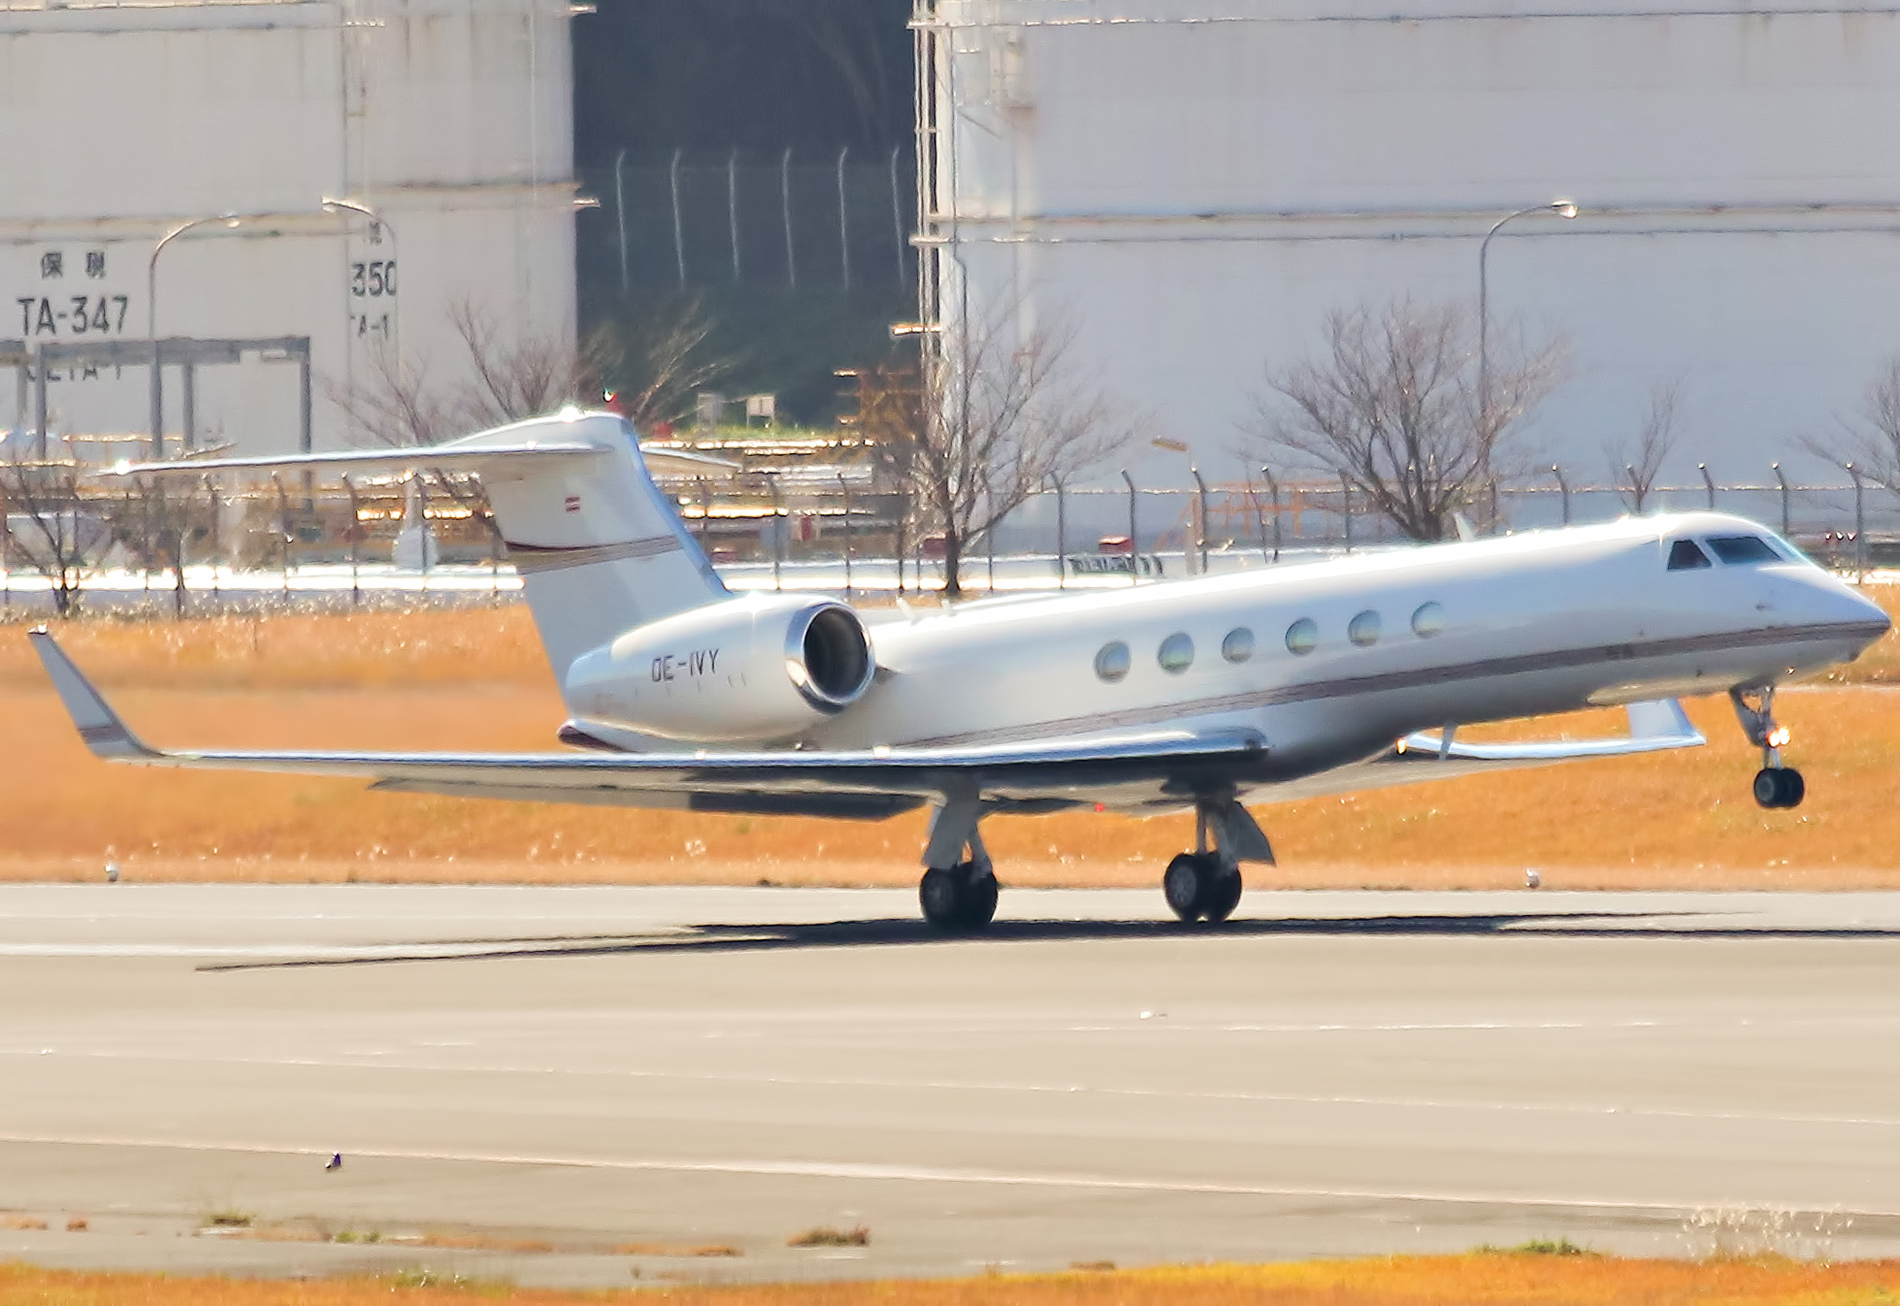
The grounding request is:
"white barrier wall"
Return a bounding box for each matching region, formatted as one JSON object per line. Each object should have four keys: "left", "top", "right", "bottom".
{"left": 920, "top": 0, "right": 1900, "bottom": 483}
{"left": 0, "top": 0, "right": 576, "bottom": 455}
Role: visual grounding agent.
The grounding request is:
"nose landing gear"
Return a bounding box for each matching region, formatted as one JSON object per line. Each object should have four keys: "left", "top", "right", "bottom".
{"left": 1732, "top": 686, "right": 1804, "bottom": 810}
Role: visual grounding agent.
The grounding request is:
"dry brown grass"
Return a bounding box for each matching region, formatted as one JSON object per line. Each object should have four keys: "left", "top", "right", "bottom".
{"left": 5, "top": 594, "right": 1900, "bottom": 889}
{"left": 7, "top": 1254, "right": 1900, "bottom": 1304}
{"left": 615, "top": 1242, "right": 744, "bottom": 1258}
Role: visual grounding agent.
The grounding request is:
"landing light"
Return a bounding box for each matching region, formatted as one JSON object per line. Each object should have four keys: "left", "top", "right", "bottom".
{"left": 558, "top": 405, "right": 581, "bottom": 421}
{"left": 1768, "top": 726, "right": 1792, "bottom": 748}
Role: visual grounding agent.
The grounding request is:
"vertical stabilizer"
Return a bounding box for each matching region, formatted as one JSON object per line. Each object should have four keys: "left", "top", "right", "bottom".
{"left": 113, "top": 410, "right": 732, "bottom": 682}
{"left": 436, "top": 413, "right": 728, "bottom": 677}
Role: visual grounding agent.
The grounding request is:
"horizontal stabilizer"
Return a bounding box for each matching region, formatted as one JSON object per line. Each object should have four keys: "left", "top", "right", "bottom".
{"left": 1394, "top": 698, "right": 1704, "bottom": 766}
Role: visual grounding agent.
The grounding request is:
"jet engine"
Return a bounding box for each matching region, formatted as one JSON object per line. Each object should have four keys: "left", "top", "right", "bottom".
{"left": 562, "top": 593, "right": 876, "bottom": 743}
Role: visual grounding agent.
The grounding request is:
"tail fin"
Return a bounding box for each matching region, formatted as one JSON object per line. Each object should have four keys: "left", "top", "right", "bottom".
{"left": 113, "top": 411, "right": 732, "bottom": 678}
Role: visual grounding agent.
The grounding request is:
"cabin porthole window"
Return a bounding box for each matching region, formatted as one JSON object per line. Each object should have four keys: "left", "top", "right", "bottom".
{"left": 1285, "top": 618, "right": 1318, "bottom": 656}
{"left": 1158, "top": 632, "right": 1195, "bottom": 674}
{"left": 1221, "top": 627, "right": 1255, "bottom": 663}
{"left": 1094, "top": 641, "right": 1131, "bottom": 683}
{"left": 1410, "top": 601, "right": 1446, "bottom": 639}
{"left": 1348, "top": 610, "right": 1382, "bottom": 647}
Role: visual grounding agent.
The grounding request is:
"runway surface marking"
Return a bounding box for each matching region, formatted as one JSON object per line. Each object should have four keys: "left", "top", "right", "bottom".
{"left": 1, "top": 1129, "right": 1886, "bottom": 1218}
{"left": 11, "top": 1044, "right": 1900, "bottom": 1132}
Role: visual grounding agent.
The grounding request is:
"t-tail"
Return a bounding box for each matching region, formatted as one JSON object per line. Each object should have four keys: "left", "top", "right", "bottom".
{"left": 115, "top": 411, "right": 734, "bottom": 679}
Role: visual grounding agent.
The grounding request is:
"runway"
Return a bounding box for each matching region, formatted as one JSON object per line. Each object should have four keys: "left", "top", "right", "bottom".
{"left": 3, "top": 883, "right": 1900, "bottom": 1286}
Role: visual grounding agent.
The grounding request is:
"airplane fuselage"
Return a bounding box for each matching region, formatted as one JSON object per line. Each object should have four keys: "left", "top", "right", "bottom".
{"left": 804, "top": 512, "right": 1886, "bottom": 801}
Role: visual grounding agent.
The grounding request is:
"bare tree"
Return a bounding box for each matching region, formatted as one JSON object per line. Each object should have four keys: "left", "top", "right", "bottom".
{"left": 329, "top": 298, "right": 726, "bottom": 448}
{"left": 603, "top": 297, "right": 732, "bottom": 431}
{"left": 876, "top": 307, "right": 1129, "bottom": 598}
{"left": 1805, "top": 356, "right": 1900, "bottom": 489}
{"left": 1608, "top": 378, "right": 1685, "bottom": 514}
{"left": 0, "top": 454, "right": 99, "bottom": 618}
{"left": 1253, "top": 298, "right": 1565, "bottom": 542}
{"left": 103, "top": 473, "right": 220, "bottom": 617}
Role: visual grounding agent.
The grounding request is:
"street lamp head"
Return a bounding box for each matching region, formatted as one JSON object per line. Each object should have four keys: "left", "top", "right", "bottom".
{"left": 1552, "top": 199, "right": 1579, "bottom": 219}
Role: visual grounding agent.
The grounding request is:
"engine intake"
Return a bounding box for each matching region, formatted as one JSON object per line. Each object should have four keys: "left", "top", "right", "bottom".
{"left": 563, "top": 594, "right": 877, "bottom": 743}
{"left": 789, "top": 603, "right": 874, "bottom": 710}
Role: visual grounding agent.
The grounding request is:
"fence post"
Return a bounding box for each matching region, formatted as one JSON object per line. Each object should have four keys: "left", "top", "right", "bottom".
{"left": 204, "top": 476, "right": 220, "bottom": 607}
{"left": 1191, "top": 466, "right": 1209, "bottom": 574}
{"left": 781, "top": 147, "right": 797, "bottom": 290}
{"left": 767, "top": 471, "right": 783, "bottom": 592}
{"left": 342, "top": 474, "right": 360, "bottom": 608}
{"left": 614, "top": 148, "right": 629, "bottom": 296}
{"left": 1263, "top": 467, "right": 1282, "bottom": 562}
{"left": 670, "top": 148, "right": 686, "bottom": 289}
{"left": 696, "top": 477, "right": 711, "bottom": 544}
{"left": 728, "top": 149, "right": 742, "bottom": 284}
{"left": 1772, "top": 462, "right": 1790, "bottom": 538}
{"left": 1052, "top": 476, "right": 1067, "bottom": 589}
{"left": 1552, "top": 463, "right": 1569, "bottom": 525}
{"left": 889, "top": 144, "right": 906, "bottom": 284}
{"left": 1849, "top": 462, "right": 1866, "bottom": 579}
{"left": 1340, "top": 473, "right": 1353, "bottom": 553}
{"left": 836, "top": 471, "right": 853, "bottom": 601}
{"left": 1698, "top": 462, "right": 1715, "bottom": 510}
{"left": 836, "top": 146, "right": 851, "bottom": 291}
{"left": 2, "top": 481, "right": 11, "bottom": 610}
{"left": 1121, "top": 468, "right": 1138, "bottom": 585}
{"left": 270, "top": 472, "right": 293, "bottom": 604}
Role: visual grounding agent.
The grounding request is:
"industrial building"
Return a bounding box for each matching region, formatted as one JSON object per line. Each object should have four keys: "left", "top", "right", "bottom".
{"left": 915, "top": 0, "right": 1900, "bottom": 486}
{"left": 1, "top": 0, "right": 578, "bottom": 457}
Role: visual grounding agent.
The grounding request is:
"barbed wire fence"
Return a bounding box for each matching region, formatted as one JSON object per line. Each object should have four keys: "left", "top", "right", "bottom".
{"left": 576, "top": 149, "right": 916, "bottom": 296}
{"left": 4, "top": 463, "right": 1898, "bottom": 618}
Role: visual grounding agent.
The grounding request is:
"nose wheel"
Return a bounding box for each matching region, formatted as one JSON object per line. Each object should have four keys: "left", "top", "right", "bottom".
{"left": 1732, "top": 686, "right": 1805, "bottom": 809}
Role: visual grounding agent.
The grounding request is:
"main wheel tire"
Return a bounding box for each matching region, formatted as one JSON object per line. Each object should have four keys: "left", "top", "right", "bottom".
{"left": 920, "top": 867, "right": 966, "bottom": 930}
{"left": 1204, "top": 868, "right": 1243, "bottom": 924}
{"left": 959, "top": 872, "right": 999, "bottom": 930}
{"left": 1753, "top": 767, "right": 1785, "bottom": 809}
{"left": 1778, "top": 767, "right": 1806, "bottom": 808}
{"left": 921, "top": 864, "right": 999, "bottom": 932}
{"left": 1163, "top": 852, "right": 1213, "bottom": 923}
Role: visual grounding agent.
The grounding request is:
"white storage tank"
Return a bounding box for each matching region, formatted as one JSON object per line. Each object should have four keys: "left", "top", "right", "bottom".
{"left": 917, "top": 0, "right": 1900, "bottom": 483}
{"left": 0, "top": 0, "right": 578, "bottom": 455}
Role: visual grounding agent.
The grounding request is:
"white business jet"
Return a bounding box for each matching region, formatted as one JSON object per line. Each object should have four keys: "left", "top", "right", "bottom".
{"left": 31, "top": 411, "right": 1890, "bottom": 930}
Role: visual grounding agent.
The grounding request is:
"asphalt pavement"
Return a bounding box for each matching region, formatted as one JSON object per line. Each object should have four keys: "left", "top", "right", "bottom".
{"left": 2, "top": 883, "right": 1898, "bottom": 1285}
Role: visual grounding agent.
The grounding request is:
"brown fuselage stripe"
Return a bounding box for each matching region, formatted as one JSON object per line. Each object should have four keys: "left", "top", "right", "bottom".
{"left": 504, "top": 536, "right": 682, "bottom": 574}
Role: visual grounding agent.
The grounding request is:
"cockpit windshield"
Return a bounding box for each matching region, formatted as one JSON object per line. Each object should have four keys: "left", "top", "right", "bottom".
{"left": 1706, "top": 535, "right": 1784, "bottom": 565}
{"left": 1666, "top": 539, "right": 1712, "bottom": 570}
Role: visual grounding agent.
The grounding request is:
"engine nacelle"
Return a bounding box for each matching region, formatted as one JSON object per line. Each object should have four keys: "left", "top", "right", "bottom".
{"left": 562, "top": 593, "right": 876, "bottom": 743}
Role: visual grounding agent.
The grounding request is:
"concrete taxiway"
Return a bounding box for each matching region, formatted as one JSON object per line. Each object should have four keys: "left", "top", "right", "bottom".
{"left": 2, "top": 883, "right": 1900, "bottom": 1285}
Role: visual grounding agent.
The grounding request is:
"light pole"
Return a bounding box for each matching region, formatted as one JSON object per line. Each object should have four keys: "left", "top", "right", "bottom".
{"left": 1477, "top": 199, "right": 1578, "bottom": 432}
{"left": 148, "top": 212, "right": 240, "bottom": 457}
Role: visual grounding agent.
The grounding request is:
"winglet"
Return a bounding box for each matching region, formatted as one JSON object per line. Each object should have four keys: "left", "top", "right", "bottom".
{"left": 28, "top": 629, "right": 158, "bottom": 761}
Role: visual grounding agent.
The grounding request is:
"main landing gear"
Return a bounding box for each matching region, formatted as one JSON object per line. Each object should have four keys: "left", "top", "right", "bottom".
{"left": 1164, "top": 799, "right": 1275, "bottom": 925}
{"left": 1731, "top": 686, "right": 1805, "bottom": 810}
{"left": 917, "top": 791, "right": 999, "bottom": 932}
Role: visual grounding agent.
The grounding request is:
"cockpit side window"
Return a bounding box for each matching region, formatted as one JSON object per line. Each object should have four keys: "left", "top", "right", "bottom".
{"left": 1705, "top": 535, "right": 1781, "bottom": 565}
{"left": 1666, "top": 539, "right": 1713, "bottom": 570}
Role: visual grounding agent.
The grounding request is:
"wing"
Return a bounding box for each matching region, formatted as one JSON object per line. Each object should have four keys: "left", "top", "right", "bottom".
{"left": 32, "top": 631, "right": 1270, "bottom": 819}
{"left": 1256, "top": 698, "right": 1706, "bottom": 804}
